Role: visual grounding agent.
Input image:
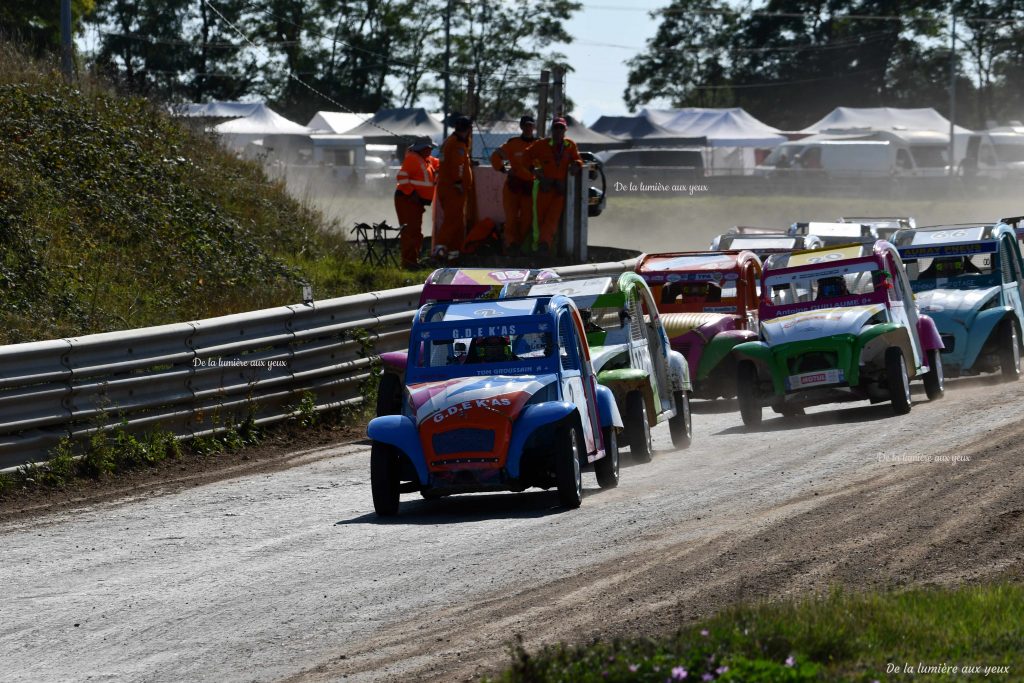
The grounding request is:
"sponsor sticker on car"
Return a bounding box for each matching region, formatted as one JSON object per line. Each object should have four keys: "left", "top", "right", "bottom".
{"left": 786, "top": 368, "right": 845, "bottom": 390}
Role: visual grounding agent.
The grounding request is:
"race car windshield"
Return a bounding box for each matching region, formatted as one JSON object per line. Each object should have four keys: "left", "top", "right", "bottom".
{"left": 905, "top": 254, "right": 995, "bottom": 289}
{"left": 413, "top": 329, "right": 554, "bottom": 370}
{"left": 766, "top": 262, "right": 882, "bottom": 306}
{"left": 660, "top": 280, "right": 738, "bottom": 305}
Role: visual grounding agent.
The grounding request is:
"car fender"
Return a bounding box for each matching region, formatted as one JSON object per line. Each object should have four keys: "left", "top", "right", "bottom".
{"left": 379, "top": 350, "right": 407, "bottom": 374}
{"left": 963, "top": 306, "right": 1017, "bottom": 369}
{"left": 699, "top": 329, "right": 757, "bottom": 380}
{"left": 855, "top": 323, "right": 916, "bottom": 377}
{"left": 916, "top": 314, "right": 944, "bottom": 352}
{"left": 505, "top": 402, "right": 578, "bottom": 479}
{"left": 595, "top": 384, "right": 624, "bottom": 429}
{"left": 367, "top": 415, "right": 428, "bottom": 485}
{"left": 667, "top": 350, "right": 692, "bottom": 392}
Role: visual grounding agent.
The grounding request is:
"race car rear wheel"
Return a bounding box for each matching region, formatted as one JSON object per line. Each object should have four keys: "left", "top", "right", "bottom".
{"left": 555, "top": 422, "right": 584, "bottom": 508}
{"left": 625, "top": 391, "right": 653, "bottom": 463}
{"left": 370, "top": 441, "right": 401, "bottom": 516}
{"left": 886, "top": 347, "right": 912, "bottom": 415}
{"left": 998, "top": 318, "right": 1021, "bottom": 381}
{"left": 923, "top": 348, "right": 945, "bottom": 400}
{"left": 375, "top": 372, "right": 403, "bottom": 416}
{"left": 736, "top": 362, "right": 762, "bottom": 427}
{"left": 594, "top": 426, "right": 619, "bottom": 489}
{"left": 668, "top": 390, "right": 692, "bottom": 450}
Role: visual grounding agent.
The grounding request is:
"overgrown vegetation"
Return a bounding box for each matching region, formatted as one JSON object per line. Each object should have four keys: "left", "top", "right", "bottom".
{"left": 0, "top": 42, "right": 423, "bottom": 346}
{"left": 490, "top": 584, "right": 1024, "bottom": 682}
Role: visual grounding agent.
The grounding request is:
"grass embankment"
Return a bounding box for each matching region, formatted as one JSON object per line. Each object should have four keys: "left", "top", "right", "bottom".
{"left": 491, "top": 584, "right": 1023, "bottom": 682}
{"left": 0, "top": 43, "right": 422, "bottom": 346}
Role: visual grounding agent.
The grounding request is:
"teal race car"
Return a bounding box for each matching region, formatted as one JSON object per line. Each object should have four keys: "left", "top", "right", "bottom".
{"left": 892, "top": 223, "right": 1024, "bottom": 379}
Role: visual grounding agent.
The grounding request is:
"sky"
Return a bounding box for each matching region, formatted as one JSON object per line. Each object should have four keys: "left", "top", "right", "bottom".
{"left": 554, "top": 2, "right": 670, "bottom": 125}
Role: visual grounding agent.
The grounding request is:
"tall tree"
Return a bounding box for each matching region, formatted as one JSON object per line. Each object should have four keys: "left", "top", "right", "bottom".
{"left": 1, "top": 0, "right": 96, "bottom": 59}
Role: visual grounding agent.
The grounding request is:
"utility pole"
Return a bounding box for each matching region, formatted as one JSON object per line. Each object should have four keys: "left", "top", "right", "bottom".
{"left": 537, "top": 70, "right": 550, "bottom": 139}
{"left": 948, "top": 3, "right": 957, "bottom": 179}
{"left": 442, "top": 0, "right": 452, "bottom": 140}
{"left": 60, "top": 0, "right": 74, "bottom": 81}
{"left": 466, "top": 71, "right": 476, "bottom": 120}
{"left": 551, "top": 67, "right": 565, "bottom": 119}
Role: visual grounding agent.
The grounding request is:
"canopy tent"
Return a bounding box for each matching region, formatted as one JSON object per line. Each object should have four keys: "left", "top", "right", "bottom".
{"left": 173, "top": 101, "right": 266, "bottom": 119}
{"left": 801, "top": 107, "right": 972, "bottom": 135}
{"left": 590, "top": 115, "right": 702, "bottom": 146}
{"left": 342, "top": 107, "right": 444, "bottom": 145}
{"left": 641, "top": 107, "right": 786, "bottom": 147}
{"left": 214, "top": 107, "right": 311, "bottom": 152}
{"left": 306, "top": 111, "right": 374, "bottom": 134}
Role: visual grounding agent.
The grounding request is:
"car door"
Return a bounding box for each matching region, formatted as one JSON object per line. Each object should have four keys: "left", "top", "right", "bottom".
{"left": 558, "top": 310, "right": 599, "bottom": 455}
{"left": 636, "top": 284, "right": 673, "bottom": 415}
{"left": 886, "top": 252, "right": 926, "bottom": 371}
{"left": 998, "top": 234, "right": 1024, "bottom": 318}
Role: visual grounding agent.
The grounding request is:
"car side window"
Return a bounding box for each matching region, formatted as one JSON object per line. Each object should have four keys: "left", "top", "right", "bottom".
{"left": 886, "top": 256, "right": 905, "bottom": 302}
{"left": 558, "top": 313, "right": 580, "bottom": 372}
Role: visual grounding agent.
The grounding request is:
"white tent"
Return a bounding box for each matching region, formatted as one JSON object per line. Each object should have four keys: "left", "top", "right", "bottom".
{"left": 306, "top": 111, "right": 374, "bottom": 134}
{"left": 214, "top": 107, "right": 311, "bottom": 153}
{"left": 801, "top": 107, "right": 972, "bottom": 165}
{"left": 641, "top": 107, "right": 786, "bottom": 147}
{"left": 802, "top": 107, "right": 971, "bottom": 135}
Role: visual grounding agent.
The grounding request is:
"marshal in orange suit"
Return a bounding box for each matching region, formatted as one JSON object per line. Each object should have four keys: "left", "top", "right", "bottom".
{"left": 489, "top": 114, "right": 537, "bottom": 253}
{"left": 524, "top": 117, "right": 582, "bottom": 254}
{"left": 433, "top": 116, "right": 474, "bottom": 260}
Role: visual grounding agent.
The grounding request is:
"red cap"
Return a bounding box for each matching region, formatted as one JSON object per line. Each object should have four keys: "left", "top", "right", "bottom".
{"left": 551, "top": 117, "right": 567, "bottom": 129}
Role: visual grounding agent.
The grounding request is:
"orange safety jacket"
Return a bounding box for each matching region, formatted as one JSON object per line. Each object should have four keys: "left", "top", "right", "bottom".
{"left": 490, "top": 135, "right": 537, "bottom": 183}
{"left": 525, "top": 137, "right": 582, "bottom": 192}
{"left": 437, "top": 134, "right": 473, "bottom": 188}
{"left": 395, "top": 151, "right": 438, "bottom": 202}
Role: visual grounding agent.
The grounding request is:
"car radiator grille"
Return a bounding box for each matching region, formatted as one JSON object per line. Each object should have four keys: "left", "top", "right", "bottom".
{"left": 787, "top": 351, "right": 837, "bottom": 375}
{"left": 432, "top": 428, "right": 496, "bottom": 456}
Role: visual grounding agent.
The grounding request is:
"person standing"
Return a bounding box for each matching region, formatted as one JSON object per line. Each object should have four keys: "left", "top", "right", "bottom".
{"left": 394, "top": 137, "right": 439, "bottom": 269}
{"left": 433, "top": 116, "right": 474, "bottom": 262}
{"left": 524, "top": 117, "right": 582, "bottom": 255}
{"left": 489, "top": 114, "right": 537, "bottom": 254}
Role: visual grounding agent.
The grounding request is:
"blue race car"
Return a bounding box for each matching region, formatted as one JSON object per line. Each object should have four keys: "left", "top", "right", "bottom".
{"left": 893, "top": 222, "right": 1024, "bottom": 379}
{"left": 366, "top": 295, "right": 623, "bottom": 516}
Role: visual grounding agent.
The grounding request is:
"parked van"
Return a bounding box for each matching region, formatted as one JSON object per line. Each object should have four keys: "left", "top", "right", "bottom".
{"left": 962, "top": 128, "right": 1024, "bottom": 181}
{"left": 756, "top": 131, "right": 949, "bottom": 179}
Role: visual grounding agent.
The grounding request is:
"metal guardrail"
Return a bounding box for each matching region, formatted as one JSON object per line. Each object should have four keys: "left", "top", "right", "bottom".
{"left": 0, "top": 259, "right": 637, "bottom": 471}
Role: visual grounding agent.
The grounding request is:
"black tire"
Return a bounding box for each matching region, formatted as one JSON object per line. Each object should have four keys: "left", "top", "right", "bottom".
{"left": 668, "top": 390, "right": 692, "bottom": 449}
{"left": 370, "top": 441, "right": 401, "bottom": 516}
{"left": 998, "top": 318, "right": 1021, "bottom": 381}
{"left": 594, "top": 426, "right": 619, "bottom": 489}
{"left": 886, "top": 347, "right": 912, "bottom": 415}
{"left": 375, "top": 372, "right": 403, "bottom": 416}
{"left": 555, "top": 422, "right": 584, "bottom": 508}
{"left": 625, "top": 392, "right": 652, "bottom": 463}
{"left": 736, "top": 362, "right": 762, "bottom": 427}
{"left": 923, "top": 348, "right": 945, "bottom": 400}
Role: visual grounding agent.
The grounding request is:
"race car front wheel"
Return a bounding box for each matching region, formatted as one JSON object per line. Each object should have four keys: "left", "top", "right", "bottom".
{"left": 595, "top": 426, "right": 619, "bottom": 489}
{"left": 998, "top": 319, "right": 1021, "bottom": 381}
{"left": 886, "top": 347, "right": 912, "bottom": 415}
{"left": 737, "top": 362, "right": 762, "bottom": 427}
{"left": 370, "top": 441, "right": 401, "bottom": 516}
{"left": 556, "top": 422, "right": 584, "bottom": 508}
{"left": 923, "top": 348, "right": 945, "bottom": 400}
{"left": 625, "top": 391, "right": 653, "bottom": 462}
{"left": 669, "top": 390, "right": 692, "bottom": 449}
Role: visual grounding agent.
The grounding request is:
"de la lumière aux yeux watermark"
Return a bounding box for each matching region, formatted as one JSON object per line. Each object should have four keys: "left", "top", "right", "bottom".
{"left": 613, "top": 180, "right": 710, "bottom": 195}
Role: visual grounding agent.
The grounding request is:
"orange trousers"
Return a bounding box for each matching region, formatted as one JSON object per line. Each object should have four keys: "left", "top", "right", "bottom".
{"left": 395, "top": 191, "right": 426, "bottom": 267}
{"left": 533, "top": 189, "right": 565, "bottom": 249}
{"left": 435, "top": 184, "right": 467, "bottom": 254}
{"left": 502, "top": 184, "right": 533, "bottom": 249}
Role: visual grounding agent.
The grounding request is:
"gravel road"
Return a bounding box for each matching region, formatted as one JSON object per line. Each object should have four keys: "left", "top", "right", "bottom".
{"left": 3, "top": 375, "right": 1022, "bottom": 683}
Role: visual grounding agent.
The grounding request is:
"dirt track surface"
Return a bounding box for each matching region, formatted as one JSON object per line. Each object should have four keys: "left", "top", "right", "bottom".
{"left": 3, "top": 376, "right": 1023, "bottom": 683}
